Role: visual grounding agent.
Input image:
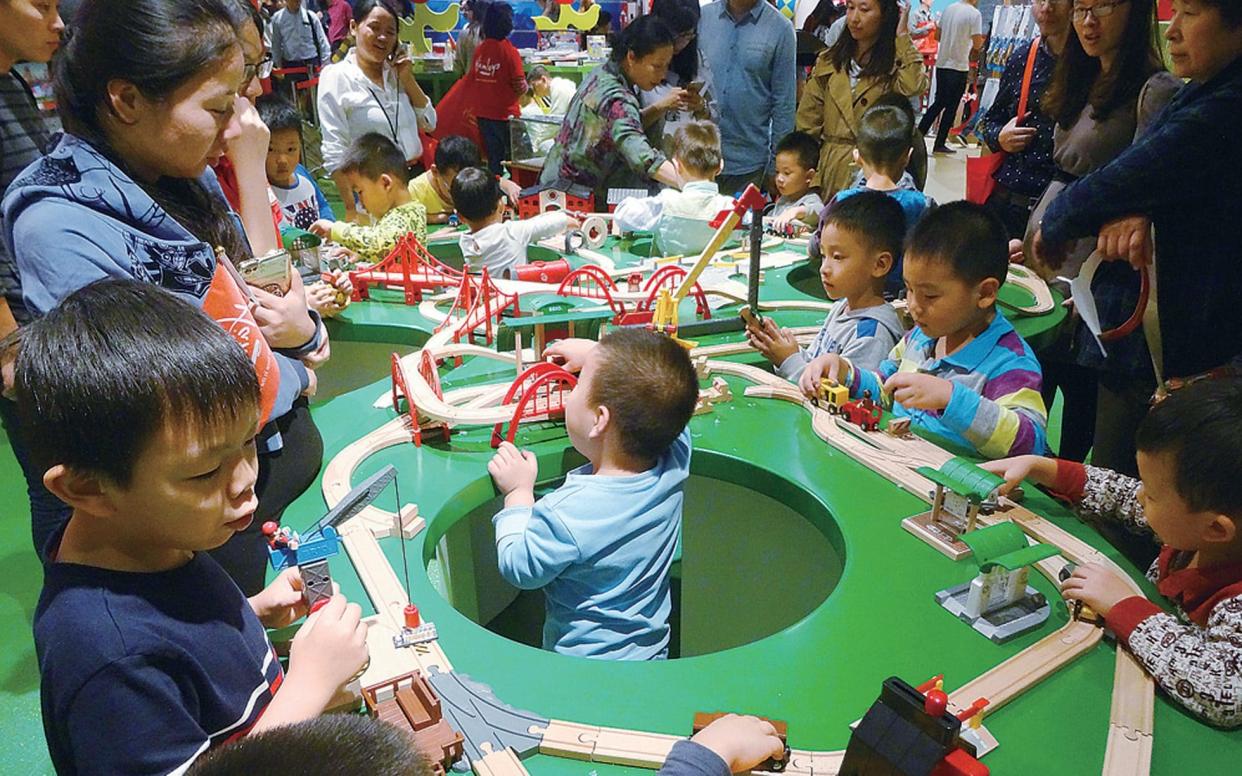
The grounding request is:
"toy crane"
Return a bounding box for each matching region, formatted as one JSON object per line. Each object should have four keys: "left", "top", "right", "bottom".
{"left": 263, "top": 465, "right": 403, "bottom": 614}
{"left": 649, "top": 183, "right": 767, "bottom": 347}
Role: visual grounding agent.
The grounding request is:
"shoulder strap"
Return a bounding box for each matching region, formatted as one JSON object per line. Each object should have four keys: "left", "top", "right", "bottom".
{"left": 1016, "top": 37, "right": 1041, "bottom": 118}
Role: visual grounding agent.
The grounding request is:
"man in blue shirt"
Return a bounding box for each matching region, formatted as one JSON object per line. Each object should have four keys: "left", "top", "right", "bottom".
{"left": 697, "top": 0, "right": 796, "bottom": 196}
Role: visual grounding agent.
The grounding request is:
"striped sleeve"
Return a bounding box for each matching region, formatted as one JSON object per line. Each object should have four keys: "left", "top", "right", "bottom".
{"left": 940, "top": 334, "right": 1048, "bottom": 458}
{"left": 848, "top": 332, "right": 908, "bottom": 410}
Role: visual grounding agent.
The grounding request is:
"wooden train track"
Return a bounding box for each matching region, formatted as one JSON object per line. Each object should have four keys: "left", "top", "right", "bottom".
{"left": 321, "top": 322, "right": 1153, "bottom": 775}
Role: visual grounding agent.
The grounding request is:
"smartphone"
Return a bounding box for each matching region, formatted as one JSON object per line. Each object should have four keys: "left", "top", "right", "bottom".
{"left": 239, "top": 249, "right": 293, "bottom": 297}
{"left": 686, "top": 80, "right": 705, "bottom": 95}
{"left": 390, "top": 42, "right": 410, "bottom": 63}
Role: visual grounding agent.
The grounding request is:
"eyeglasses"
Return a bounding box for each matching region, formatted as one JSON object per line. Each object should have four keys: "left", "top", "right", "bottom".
{"left": 1072, "top": 0, "right": 1128, "bottom": 21}
{"left": 242, "top": 53, "right": 274, "bottom": 88}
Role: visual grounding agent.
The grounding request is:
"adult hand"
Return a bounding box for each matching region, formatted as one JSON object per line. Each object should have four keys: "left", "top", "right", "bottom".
{"left": 391, "top": 43, "right": 414, "bottom": 82}
{"left": 798, "top": 354, "right": 847, "bottom": 399}
{"left": 543, "top": 338, "right": 595, "bottom": 372}
{"left": 1096, "top": 215, "right": 1152, "bottom": 270}
{"left": 681, "top": 89, "right": 706, "bottom": 116}
{"left": 225, "top": 93, "right": 271, "bottom": 176}
{"left": 250, "top": 270, "right": 318, "bottom": 349}
{"left": 998, "top": 115, "right": 1037, "bottom": 153}
{"left": 690, "top": 714, "right": 786, "bottom": 774}
{"left": 746, "top": 317, "right": 800, "bottom": 367}
{"left": 654, "top": 88, "right": 690, "bottom": 115}
{"left": 1008, "top": 238, "right": 1025, "bottom": 265}
{"left": 978, "top": 455, "right": 1058, "bottom": 496}
{"left": 488, "top": 441, "right": 538, "bottom": 507}
{"left": 287, "top": 593, "right": 370, "bottom": 694}
{"left": 1032, "top": 227, "right": 1069, "bottom": 272}
{"left": 883, "top": 372, "right": 953, "bottom": 411}
{"left": 249, "top": 567, "right": 310, "bottom": 629}
{"left": 301, "top": 324, "right": 331, "bottom": 369}
{"left": 499, "top": 177, "right": 522, "bottom": 206}
{"left": 1060, "top": 563, "right": 1137, "bottom": 618}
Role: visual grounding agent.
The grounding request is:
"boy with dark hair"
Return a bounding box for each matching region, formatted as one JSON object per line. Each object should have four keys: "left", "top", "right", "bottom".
{"left": 21, "top": 280, "right": 369, "bottom": 775}
{"left": 801, "top": 202, "right": 1048, "bottom": 459}
{"left": 614, "top": 121, "right": 736, "bottom": 257}
{"left": 749, "top": 191, "right": 905, "bottom": 379}
{"left": 769, "top": 130, "right": 824, "bottom": 231}
{"left": 409, "top": 135, "right": 481, "bottom": 224}
{"left": 257, "top": 95, "right": 334, "bottom": 231}
{"left": 983, "top": 379, "right": 1242, "bottom": 727}
{"left": 835, "top": 102, "right": 934, "bottom": 234}
{"left": 454, "top": 166, "right": 576, "bottom": 278}
{"left": 310, "top": 132, "right": 428, "bottom": 263}
{"left": 487, "top": 329, "right": 699, "bottom": 660}
{"left": 188, "top": 715, "right": 436, "bottom": 776}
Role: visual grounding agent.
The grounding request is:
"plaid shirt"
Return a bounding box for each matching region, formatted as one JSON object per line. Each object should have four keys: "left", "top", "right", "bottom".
{"left": 844, "top": 311, "right": 1048, "bottom": 458}
{"left": 539, "top": 60, "right": 667, "bottom": 201}
{"left": 1041, "top": 57, "right": 1242, "bottom": 380}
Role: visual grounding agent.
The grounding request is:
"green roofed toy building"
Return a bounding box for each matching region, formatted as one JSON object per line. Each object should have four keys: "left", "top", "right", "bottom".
{"left": 903, "top": 457, "right": 1007, "bottom": 560}
{"left": 935, "top": 522, "right": 1059, "bottom": 643}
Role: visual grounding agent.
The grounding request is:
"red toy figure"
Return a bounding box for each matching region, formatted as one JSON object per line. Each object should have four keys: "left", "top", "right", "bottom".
{"left": 842, "top": 389, "right": 883, "bottom": 431}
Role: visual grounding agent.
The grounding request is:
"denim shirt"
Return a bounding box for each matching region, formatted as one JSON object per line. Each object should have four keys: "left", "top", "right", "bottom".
{"left": 698, "top": 0, "right": 797, "bottom": 176}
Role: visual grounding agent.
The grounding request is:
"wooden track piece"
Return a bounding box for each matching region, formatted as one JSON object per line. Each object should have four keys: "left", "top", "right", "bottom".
{"left": 901, "top": 511, "right": 971, "bottom": 560}
{"left": 591, "top": 726, "right": 682, "bottom": 769}
{"left": 472, "top": 746, "right": 531, "bottom": 776}
{"left": 535, "top": 720, "right": 599, "bottom": 760}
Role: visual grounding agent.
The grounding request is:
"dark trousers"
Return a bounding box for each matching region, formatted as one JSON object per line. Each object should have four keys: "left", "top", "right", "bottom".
{"left": 478, "top": 117, "right": 512, "bottom": 177}
{"left": 1038, "top": 355, "right": 1099, "bottom": 462}
{"left": 919, "top": 68, "right": 969, "bottom": 150}
{"left": 984, "top": 184, "right": 1037, "bottom": 240}
{"left": 716, "top": 169, "right": 767, "bottom": 199}
{"left": 209, "top": 398, "right": 324, "bottom": 596}
{"left": 1092, "top": 371, "right": 1154, "bottom": 478}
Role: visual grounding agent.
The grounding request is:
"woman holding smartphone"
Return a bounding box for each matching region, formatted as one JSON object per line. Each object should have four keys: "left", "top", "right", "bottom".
{"left": 318, "top": 0, "right": 436, "bottom": 222}
{"left": 640, "top": 0, "right": 717, "bottom": 155}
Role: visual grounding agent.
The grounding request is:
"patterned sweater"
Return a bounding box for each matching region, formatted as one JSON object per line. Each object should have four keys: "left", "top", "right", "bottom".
{"left": 844, "top": 312, "right": 1048, "bottom": 458}
{"left": 1054, "top": 460, "right": 1242, "bottom": 728}
{"left": 327, "top": 199, "right": 427, "bottom": 265}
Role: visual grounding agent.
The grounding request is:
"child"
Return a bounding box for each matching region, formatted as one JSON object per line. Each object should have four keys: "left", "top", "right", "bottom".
{"left": 837, "top": 102, "right": 934, "bottom": 232}
{"left": 613, "top": 121, "right": 736, "bottom": 257}
{"left": 982, "top": 379, "right": 1242, "bottom": 728}
{"left": 188, "top": 705, "right": 783, "bottom": 776}
{"left": 454, "top": 167, "right": 576, "bottom": 278}
{"left": 487, "top": 330, "right": 699, "bottom": 660}
{"left": 19, "top": 280, "right": 369, "bottom": 774}
{"left": 748, "top": 191, "right": 905, "bottom": 380}
{"left": 309, "top": 133, "right": 427, "bottom": 264}
{"left": 408, "top": 136, "right": 524, "bottom": 225}
{"left": 801, "top": 202, "right": 1047, "bottom": 459}
{"left": 768, "top": 131, "right": 825, "bottom": 232}
{"left": 256, "top": 95, "right": 334, "bottom": 231}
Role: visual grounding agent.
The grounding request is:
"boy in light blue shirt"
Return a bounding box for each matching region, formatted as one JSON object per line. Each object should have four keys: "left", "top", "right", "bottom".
{"left": 488, "top": 329, "right": 700, "bottom": 660}
{"left": 613, "top": 121, "right": 736, "bottom": 257}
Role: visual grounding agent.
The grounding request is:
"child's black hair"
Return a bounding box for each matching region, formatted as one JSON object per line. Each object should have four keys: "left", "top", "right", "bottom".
{"left": 481, "top": 0, "right": 514, "bottom": 39}
{"left": 589, "top": 328, "right": 699, "bottom": 464}
{"left": 905, "top": 201, "right": 1008, "bottom": 286}
{"left": 434, "top": 135, "right": 483, "bottom": 176}
{"left": 338, "top": 132, "right": 410, "bottom": 184}
{"left": 1136, "top": 379, "right": 1242, "bottom": 520}
{"left": 821, "top": 189, "right": 907, "bottom": 261}
{"left": 13, "top": 279, "right": 260, "bottom": 487}
{"left": 187, "top": 714, "right": 435, "bottom": 776}
{"left": 255, "top": 93, "right": 302, "bottom": 137}
{"left": 451, "top": 166, "right": 502, "bottom": 221}
{"left": 775, "top": 131, "right": 820, "bottom": 172}
{"left": 857, "top": 102, "right": 914, "bottom": 178}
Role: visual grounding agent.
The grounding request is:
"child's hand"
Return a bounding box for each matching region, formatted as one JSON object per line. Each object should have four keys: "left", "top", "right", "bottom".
{"left": 689, "top": 714, "right": 786, "bottom": 773}
{"left": 799, "top": 354, "right": 846, "bottom": 398}
{"left": 1061, "top": 563, "right": 1136, "bottom": 618}
{"left": 309, "top": 219, "right": 333, "bottom": 239}
{"left": 489, "top": 441, "right": 538, "bottom": 507}
{"left": 979, "top": 455, "right": 1059, "bottom": 495}
{"left": 747, "top": 317, "right": 799, "bottom": 366}
{"left": 498, "top": 177, "right": 522, "bottom": 206}
{"left": 249, "top": 568, "right": 310, "bottom": 629}
{"left": 1008, "top": 238, "right": 1025, "bottom": 265}
{"left": 287, "top": 594, "right": 369, "bottom": 694}
{"left": 306, "top": 273, "right": 351, "bottom": 318}
{"left": 543, "top": 338, "right": 595, "bottom": 372}
{"left": 883, "top": 372, "right": 953, "bottom": 411}
{"left": 770, "top": 208, "right": 806, "bottom": 233}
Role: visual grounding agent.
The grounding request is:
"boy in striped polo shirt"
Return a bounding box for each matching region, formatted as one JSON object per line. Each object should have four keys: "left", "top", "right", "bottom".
{"left": 799, "top": 202, "right": 1047, "bottom": 458}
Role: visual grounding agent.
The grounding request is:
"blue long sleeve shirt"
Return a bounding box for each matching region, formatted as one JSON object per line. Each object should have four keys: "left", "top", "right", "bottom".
{"left": 1041, "top": 56, "right": 1242, "bottom": 380}
{"left": 492, "top": 429, "right": 691, "bottom": 660}
{"left": 698, "top": 0, "right": 796, "bottom": 177}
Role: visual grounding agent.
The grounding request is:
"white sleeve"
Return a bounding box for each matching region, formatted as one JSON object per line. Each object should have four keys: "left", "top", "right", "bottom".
{"left": 316, "top": 68, "right": 350, "bottom": 172}
{"left": 614, "top": 195, "right": 664, "bottom": 233}
{"left": 510, "top": 212, "right": 573, "bottom": 245}
{"left": 415, "top": 102, "right": 437, "bottom": 133}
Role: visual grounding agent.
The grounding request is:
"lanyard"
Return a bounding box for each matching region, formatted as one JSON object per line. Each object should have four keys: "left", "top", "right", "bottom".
{"left": 365, "top": 78, "right": 400, "bottom": 148}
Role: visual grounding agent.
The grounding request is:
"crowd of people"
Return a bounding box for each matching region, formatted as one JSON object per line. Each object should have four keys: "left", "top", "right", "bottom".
{"left": 1, "top": 0, "right": 1241, "bottom": 773}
